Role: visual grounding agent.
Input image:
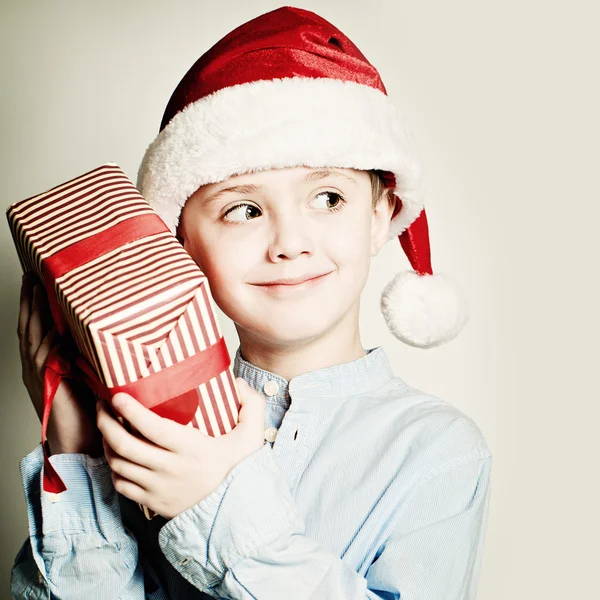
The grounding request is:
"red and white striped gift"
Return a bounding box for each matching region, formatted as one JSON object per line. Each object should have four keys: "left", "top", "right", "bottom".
{"left": 6, "top": 162, "right": 241, "bottom": 518}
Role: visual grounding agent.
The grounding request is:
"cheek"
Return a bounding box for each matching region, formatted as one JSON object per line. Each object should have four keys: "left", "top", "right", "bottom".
{"left": 323, "top": 219, "right": 372, "bottom": 299}
{"left": 185, "top": 232, "right": 252, "bottom": 301}
{"left": 184, "top": 236, "right": 210, "bottom": 274}
{"left": 325, "top": 215, "right": 372, "bottom": 267}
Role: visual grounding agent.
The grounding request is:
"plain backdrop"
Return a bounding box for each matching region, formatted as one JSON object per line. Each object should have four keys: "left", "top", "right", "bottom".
{"left": 1, "top": 1, "right": 598, "bottom": 597}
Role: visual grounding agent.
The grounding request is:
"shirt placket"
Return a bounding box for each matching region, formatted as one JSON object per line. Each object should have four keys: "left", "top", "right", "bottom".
{"left": 271, "top": 397, "right": 315, "bottom": 496}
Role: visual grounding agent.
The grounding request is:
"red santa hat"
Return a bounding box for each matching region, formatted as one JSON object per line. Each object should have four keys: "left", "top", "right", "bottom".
{"left": 137, "top": 5, "right": 469, "bottom": 348}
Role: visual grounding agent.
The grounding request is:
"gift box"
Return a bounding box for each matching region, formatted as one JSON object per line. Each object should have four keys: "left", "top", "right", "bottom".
{"left": 7, "top": 163, "right": 241, "bottom": 519}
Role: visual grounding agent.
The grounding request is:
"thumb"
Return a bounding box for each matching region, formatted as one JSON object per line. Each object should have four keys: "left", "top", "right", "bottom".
{"left": 235, "top": 377, "right": 266, "bottom": 427}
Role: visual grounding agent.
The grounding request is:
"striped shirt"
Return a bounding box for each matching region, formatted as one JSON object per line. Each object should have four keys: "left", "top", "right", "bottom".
{"left": 11, "top": 345, "right": 492, "bottom": 599}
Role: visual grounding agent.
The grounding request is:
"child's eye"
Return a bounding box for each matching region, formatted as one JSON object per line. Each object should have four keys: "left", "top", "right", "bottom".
{"left": 223, "top": 203, "right": 261, "bottom": 222}
{"left": 312, "top": 191, "right": 346, "bottom": 211}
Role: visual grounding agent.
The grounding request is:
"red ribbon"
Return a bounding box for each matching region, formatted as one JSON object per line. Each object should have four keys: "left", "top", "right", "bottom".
{"left": 41, "top": 337, "right": 231, "bottom": 494}
{"left": 41, "top": 347, "right": 73, "bottom": 494}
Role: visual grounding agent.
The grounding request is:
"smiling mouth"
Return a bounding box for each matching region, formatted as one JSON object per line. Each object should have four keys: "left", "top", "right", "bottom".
{"left": 251, "top": 271, "right": 333, "bottom": 290}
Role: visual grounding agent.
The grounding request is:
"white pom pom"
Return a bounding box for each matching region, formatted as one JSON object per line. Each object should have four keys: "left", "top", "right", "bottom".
{"left": 380, "top": 271, "right": 469, "bottom": 348}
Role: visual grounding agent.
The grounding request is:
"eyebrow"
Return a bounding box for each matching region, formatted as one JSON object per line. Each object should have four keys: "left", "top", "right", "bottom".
{"left": 203, "top": 184, "right": 262, "bottom": 207}
{"left": 304, "top": 169, "right": 358, "bottom": 184}
{"left": 203, "top": 169, "right": 357, "bottom": 206}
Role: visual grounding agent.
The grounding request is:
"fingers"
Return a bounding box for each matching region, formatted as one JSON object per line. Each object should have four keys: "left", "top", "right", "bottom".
{"left": 17, "top": 274, "right": 34, "bottom": 363}
{"left": 102, "top": 437, "right": 155, "bottom": 491}
{"left": 235, "top": 377, "right": 266, "bottom": 429}
{"left": 18, "top": 276, "right": 51, "bottom": 362}
{"left": 110, "top": 473, "right": 148, "bottom": 506}
{"left": 18, "top": 274, "right": 57, "bottom": 384}
{"left": 109, "top": 393, "right": 186, "bottom": 452}
{"left": 96, "top": 398, "right": 169, "bottom": 470}
{"left": 33, "top": 327, "right": 57, "bottom": 380}
{"left": 27, "top": 284, "right": 47, "bottom": 361}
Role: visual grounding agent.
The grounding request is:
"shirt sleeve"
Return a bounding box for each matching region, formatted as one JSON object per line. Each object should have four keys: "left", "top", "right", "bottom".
{"left": 157, "top": 443, "right": 492, "bottom": 599}
{"left": 11, "top": 443, "right": 163, "bottom": 600}
{"left": 365, "top": 454, "right": 492, "bottom": 599}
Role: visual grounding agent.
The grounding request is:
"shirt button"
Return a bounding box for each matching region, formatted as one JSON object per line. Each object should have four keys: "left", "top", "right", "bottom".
{"left": 264, "top": 427, "right": 278, "bottom": 442}
{"left": 263, "top": 380, "right": 280, "bottom": 397}
{"left": 37, "top": 570, "right": 44, "bottom": 583}
{"left": 179, "top": 556, "right": 191, "bottom": 567}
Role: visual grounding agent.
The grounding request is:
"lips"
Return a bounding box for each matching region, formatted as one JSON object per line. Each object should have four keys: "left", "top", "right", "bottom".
{"left": 253, "top": 272, "right": 331, "bottom": 286}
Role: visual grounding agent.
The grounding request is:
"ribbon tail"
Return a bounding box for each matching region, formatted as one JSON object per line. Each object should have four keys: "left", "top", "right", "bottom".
{"left": 41, "top": 347, "right": 69, "bottom": 495}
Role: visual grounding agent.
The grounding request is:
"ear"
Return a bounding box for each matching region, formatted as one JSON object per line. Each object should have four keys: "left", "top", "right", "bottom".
{"left": 176, "top": 206, "right": 189, "bottom": 248}
{"left": 370, "top": 191, "right": 396, "bottom": 257}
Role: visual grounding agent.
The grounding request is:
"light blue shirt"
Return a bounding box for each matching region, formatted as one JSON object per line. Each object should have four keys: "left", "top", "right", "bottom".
{"left": 11, "top": 346, "right": 492, "bottom": 599}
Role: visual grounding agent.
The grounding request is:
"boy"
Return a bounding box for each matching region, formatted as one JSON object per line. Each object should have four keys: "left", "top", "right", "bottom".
{"left": 11, "top": 6, "right": 491, "bottom": 600}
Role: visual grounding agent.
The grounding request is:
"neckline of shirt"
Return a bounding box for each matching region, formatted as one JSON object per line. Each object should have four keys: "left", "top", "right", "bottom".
{"left": 232, "top": 345, "right": 395, "bottom": 407}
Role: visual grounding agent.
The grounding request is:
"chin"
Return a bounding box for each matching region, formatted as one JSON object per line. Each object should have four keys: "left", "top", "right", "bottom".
{"left": 237, "top": 313, "right": 339, "bottom": 346}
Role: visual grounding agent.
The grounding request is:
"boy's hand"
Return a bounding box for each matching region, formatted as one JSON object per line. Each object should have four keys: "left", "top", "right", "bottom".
{"left": 96, "top": 378, "right": 267, "bottom": 519}
{"left": 17, "top": 273, "right": 103, "bottom": 457}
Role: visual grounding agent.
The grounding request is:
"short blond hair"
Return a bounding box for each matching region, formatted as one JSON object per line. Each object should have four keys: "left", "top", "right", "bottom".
{"left": 368, "top": 170, "right": 396, "bottom": 210}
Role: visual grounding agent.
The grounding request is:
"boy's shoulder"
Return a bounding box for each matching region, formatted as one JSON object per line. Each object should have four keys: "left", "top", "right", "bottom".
{"left": 361, "top": 374, "right": 491, "bottom": 474}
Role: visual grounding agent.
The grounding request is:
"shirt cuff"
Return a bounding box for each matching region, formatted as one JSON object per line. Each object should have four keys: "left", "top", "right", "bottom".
{"left": 20, "top": 443, "right": 125, "bottom": 543}
{"left": 158, "top": 442, "right": 303, "bottom": 591}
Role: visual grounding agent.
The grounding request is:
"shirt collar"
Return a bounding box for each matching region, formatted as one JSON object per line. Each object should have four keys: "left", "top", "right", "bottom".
{"left": 233, "top": 345, "right": 394, "bottom": 408}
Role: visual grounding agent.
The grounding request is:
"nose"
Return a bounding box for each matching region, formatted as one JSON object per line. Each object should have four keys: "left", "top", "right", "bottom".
{"left": 267, "top": 212, "right": 314, "bottom": 262}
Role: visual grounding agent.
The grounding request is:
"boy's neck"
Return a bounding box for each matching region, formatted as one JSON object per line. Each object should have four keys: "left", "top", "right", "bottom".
{"left": 236, "top": 319, "right": 366, "bottom": 383}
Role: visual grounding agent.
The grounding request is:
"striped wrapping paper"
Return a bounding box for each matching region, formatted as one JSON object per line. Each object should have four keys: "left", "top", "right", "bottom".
{"left": 7, "top": 162, "right": 241, "bottom": 519}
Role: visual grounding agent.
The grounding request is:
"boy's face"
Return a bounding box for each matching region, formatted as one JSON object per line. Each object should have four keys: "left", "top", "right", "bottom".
{"left": 179, "top": 167, "right": 394, "bottom": 349}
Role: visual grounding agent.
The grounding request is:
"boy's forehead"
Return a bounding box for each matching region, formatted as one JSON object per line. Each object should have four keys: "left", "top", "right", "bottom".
{"left": 198, "top": 166, "right": 364, "bottom": 195}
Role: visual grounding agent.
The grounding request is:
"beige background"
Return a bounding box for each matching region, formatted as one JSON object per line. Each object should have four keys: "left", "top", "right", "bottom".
{"left": 1, "top": 0, "right": 598, "bottom": 597}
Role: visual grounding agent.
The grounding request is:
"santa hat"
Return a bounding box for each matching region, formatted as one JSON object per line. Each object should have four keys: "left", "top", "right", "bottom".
{"left": 137, "top": 5, "right": 469, "bottom": 348}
